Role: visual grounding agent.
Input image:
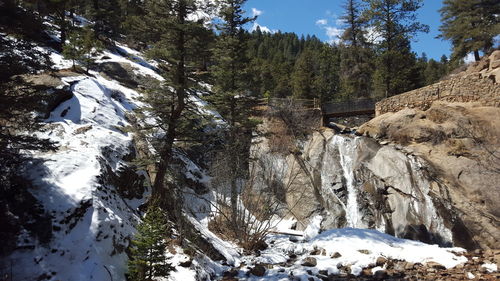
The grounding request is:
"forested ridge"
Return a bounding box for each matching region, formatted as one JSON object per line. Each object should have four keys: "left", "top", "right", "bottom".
{"left": 3, "top": 0, "right": 489, "bottom": 103}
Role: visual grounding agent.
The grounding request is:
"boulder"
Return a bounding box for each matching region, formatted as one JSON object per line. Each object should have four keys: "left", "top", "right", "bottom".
{"left": 489, "top": 50, "right": 500, "bottom": 70}
{"left": 249, "top": 265, "right": 266, "bottom": 277}
{"left": 331, "top": 252, "right": 342, "bottom": 259}
{"left": 376, "top": 257, "right": 387, "bottom": 266}
{"left": 373, "top": 269, "right": 388, "bottom": 280}
{"left": 301, "top": 257, "right": 317, "bottom": 267}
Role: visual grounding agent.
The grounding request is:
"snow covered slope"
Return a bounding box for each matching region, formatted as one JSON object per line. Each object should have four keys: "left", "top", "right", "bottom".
{"left": 6, "top": 45, "right": 154, "bottom": 281}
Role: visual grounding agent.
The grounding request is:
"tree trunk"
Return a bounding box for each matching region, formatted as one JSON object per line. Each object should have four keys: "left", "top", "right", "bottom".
{"left": 474, "top": 50, "right": 480, "bottom": 62}
{"left": 151, "top": 3, "right": 187, "bottom": 218}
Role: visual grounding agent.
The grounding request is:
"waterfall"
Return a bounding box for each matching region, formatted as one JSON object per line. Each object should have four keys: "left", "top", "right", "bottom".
{"left": 331, "top": 135, "right": 364, "bottom": 228}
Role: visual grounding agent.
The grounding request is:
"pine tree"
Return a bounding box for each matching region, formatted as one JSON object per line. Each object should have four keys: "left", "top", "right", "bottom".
{"left": 63, "top": 26, "right": 103, "bottom": 72}
{"left": 209, "top": 0, "right": 257, "bottom": 232}
{"left": 129, "top": 0, "right": 211, "bottom": 214}
{"left": 363, "top": 0, "right": 429, "bottom": 97}
{"left": 314, "top": 45, "right": 341, "bottom": 103}
{"left": 292, "top": 49, "right": 315, "bottom": 100}
{"left": 439, "top": 0, "right": 500, "bottom": 62}
{"left": 85, "top": 0, "right": 125, "bottom": 39}
{"left": 46, "top": 0, "right": 73, "bottom": 49}
{"left": 128, "top": 206, "right": 172, "bottom": 281}
{"left": 339, "top": 0, "right": 374, "bottom": 100}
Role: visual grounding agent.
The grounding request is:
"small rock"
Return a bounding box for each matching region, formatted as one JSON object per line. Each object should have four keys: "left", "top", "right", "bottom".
{"left": 361, "top": 268, "right": 372, "bottom": 276}
{"left": 311, "top": 248, "right": 323, "bottom": 255}
{"left": 73, "top": 125, "right": 93, "bottom": 135}
{"left": 358, "top": 249, "right": 371, "bottom": 255}
{"left": 331, "top": 252, "right": 342, "bottom": 259}
{"left": 250, "top": 265, "right": 266, "bottom": 277}
{"left": 426, "top": 261, "right": 446, "bottom": 270}
{"left": 318, "top": 270, "right": 328, "bottom": 276}
{"left": 302, "top": 257, "right": 317, "bottom": 267}
{"left": 373, "top": 269, "right": 387, "bottom": 280}
{"left": 404, "top": 262, "right": 415, "bottom": 270}
{"left": 178, "top": 259, "right": 192, "bottom": 267}
{"left": 376, "top": 257, "right": 387, "bottom": 266}
{"left": 223, "top": 269, "right": 238, "bottom": 278}
{"left": 393, "top": 262, "right": 405, "bottom": 272}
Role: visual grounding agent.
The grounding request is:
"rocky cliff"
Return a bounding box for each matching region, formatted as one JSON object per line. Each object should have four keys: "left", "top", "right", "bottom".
{"left": 252, "top": 125, "right": 480, "bottom": 249}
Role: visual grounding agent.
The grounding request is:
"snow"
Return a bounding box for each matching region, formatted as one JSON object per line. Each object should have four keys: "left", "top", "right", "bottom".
{"left": 7, "top": 36, "right": 158, "bottom": 280}
{"left": 240, "top": 227, "right": 467, "bottom": 279}
{"left": 187, "top": 216, "right": 242, "bottom": 266}
{"left": 481, "top": 262, "right": 498, "bottom": 273}
{"left": 303, "top": 215, "right": 322, "bottom": 240}
{"left": 467, "top": 272, "right": 475, "bottom": 279}
{"left": 5, "top": 13, "right": 480, "bottom": 281}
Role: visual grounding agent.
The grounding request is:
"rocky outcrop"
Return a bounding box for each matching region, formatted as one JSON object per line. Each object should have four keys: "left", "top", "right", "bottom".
{"left": 251, "top": 121, "right": 483, "bottom": 248}
{"left": 375, "top": 50, "right": 500, "bottom": 115}
{"left": 357, "top": 102, "right": 500, "bottom": 250}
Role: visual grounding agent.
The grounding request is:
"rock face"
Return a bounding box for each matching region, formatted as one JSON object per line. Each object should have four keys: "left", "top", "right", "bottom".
{"left": 357, "top": 102, "right": 500, "bottom": 250}
{"left": 252, "top": 116, "right": 496, "bottom": 249}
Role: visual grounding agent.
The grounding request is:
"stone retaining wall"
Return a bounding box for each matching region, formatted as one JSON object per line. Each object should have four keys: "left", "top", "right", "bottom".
{"left": 376, "top": 51, "right": 500, "bottom": 116}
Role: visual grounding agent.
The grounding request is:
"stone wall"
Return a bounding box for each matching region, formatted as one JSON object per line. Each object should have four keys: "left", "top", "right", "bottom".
{"left": 376, "top": 51, "right": 500, "bottom": 115}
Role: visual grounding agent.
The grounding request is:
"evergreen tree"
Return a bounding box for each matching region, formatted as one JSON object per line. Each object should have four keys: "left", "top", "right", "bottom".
{"left": 63, "top": 26, "right": 103, "bottom": 72}
{"left": 314, "top": 45, "right": 341, "bottom": 103}
{"left": 439, "top": 0, "right": 500, "bottom": 62}
{"left": 363, "top": 0, "right": 429, "bottom": 97}
{"left": 46, "top": 0, "right": 73, "bottom": 49}
{"left": 86, "top": 0, "right": 124, "bottom": 39}
{"left": 128, "top": 206, "right": 172, "bottom": 281}
{"left": 339, "top": 0, "right": 374, "bottom": 99}
{"left": 129, "top": 0, "right": 211, "bottom": 214}
{"left": 209, "top": 0, "right": 257, "bottom": 231}
{"left": 292, "top": 49, "right": 315, "bottom": 100}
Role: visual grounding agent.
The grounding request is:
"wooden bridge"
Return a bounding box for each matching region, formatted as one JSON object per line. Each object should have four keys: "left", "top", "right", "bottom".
{"left": 264, "top": 97, "right": 377, "bottom": 118}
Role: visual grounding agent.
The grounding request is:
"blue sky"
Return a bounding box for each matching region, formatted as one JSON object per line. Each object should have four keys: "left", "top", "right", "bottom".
{"left": 243, "top": 0, "right": 452, "bottom": 61}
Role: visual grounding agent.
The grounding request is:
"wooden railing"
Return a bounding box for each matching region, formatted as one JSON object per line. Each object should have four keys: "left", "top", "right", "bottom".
{"left": 263, "top": 98, "right": 320, "bottom": 110}
{"left": 321, "top": 98, "right": 377, "bottom": 117}
{"left": 259, "top": 97, "right": 378, "bottom": 117}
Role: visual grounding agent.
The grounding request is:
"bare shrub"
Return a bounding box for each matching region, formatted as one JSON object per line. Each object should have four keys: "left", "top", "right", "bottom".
{"left": 207, "top": 148, "right": 304, "bottom": 251}
{"left": 265, "top": 98, "right": 321, "bottom": 153}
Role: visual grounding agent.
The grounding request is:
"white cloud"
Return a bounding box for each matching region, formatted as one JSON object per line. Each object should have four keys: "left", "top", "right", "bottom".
{"left": 252, "top": 8, "right": 263, "bottom": 17}
{"left": 316, "top": 19, "right": 328, "bottom": 26}
{"left": 324, "top": 26, "right": 343, "bottom": 44}
{"left": 251, "top": 22, "right": 277, "bottom": 34}
{"left": 365, "top": 26, "right": 382, "bottom": 44}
